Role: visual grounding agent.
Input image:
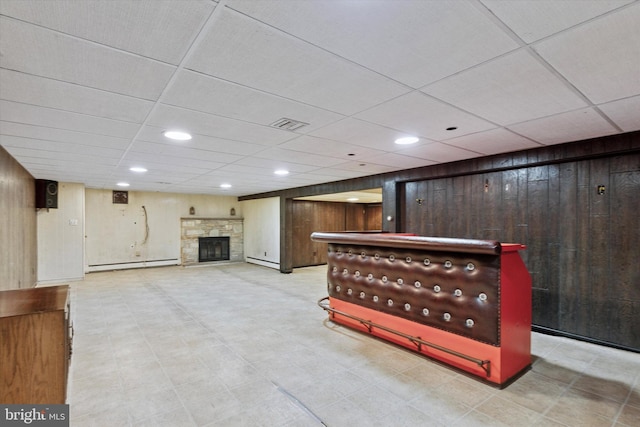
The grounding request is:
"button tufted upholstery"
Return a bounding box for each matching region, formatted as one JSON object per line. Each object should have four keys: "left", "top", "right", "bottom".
{"left": 312, "top": 233, "right": 503, "bottom": 346}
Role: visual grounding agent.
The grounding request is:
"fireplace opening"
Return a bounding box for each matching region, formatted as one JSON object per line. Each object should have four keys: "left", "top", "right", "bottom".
{"left": 199, "top": 237, "right": 230, "bottom": 262}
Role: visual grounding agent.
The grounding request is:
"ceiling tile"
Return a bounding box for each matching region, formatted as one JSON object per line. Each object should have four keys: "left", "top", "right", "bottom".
{"left": 146, "top": 104, "right": 294, "bottom": 146}
{"left": 4, "top": 145, "right": 120, "bottom": 166}
{"left": 480, "top": 0, "right": 634, "bottom": 43}
{"left": 355, "top": 92, "right": 497, "bottom": 140}
{"left": 231, "top": 157, "right": 319, "bottom": 174}
{"left": 444, "top": 128, "right": 541, "bottom": 155}
{"left": 308, "top": 117, "right": 430, "bottom": 151}
{"left": 0, "top": 69, "right": 154, "bottom": 123}
{"left": 136, "top": 125, "right": 267, "bottom": 156}
{"left": 185, "top": 8, "right": 410, "bottom": 115}
{"left": 0, "top": 100, "right": 140, "bottom": 139}
{"left": 422, "top": 49, "right": 587, "bottom": 125}
{"left": 0, "top": 134, "right": 124, "bottom": 159}
{"left": 228, "top": 0, "right": 519, "bottom": 88}
{"left": 277, "top": 135, "right": 387, "bottom": 160}
{"left": 350, "top": 152, "right": 433, "bottom": 169}
{"left": 0, "top": 16, "right": 176, "bottom": 100}
{"left": 118, "top": 153, "right": 217, "bottom": 175}
{"left": 128, "top": 141, "right": 242, "bottom": 165}
{"left": 0, "top": 121, "right": 131, "bottom": 149}
{"left": 396, "top": 142, "right": 482, "bottom": 163}
{"left": 598, "top": 96, "right": 640, "bottom": 132}
{"left": 533, "top": 4, "right": 640, "bottom": 104}
{"left": 251, "top": 147, "right": 347, "bottom": 168}
{"left": 328, "top": 161, "right": 398, "bottom": 174}
{"left": 0, "top": 0, "right": 214, "bottom": 64}
{"left": 163, "top": 70, "right": 344, "bottom": 132}
{"left": 508, "top": 108, "right": 619, "bottom": 145}
{"left": 309, "top": 167, "right": 379, "bottom": 180}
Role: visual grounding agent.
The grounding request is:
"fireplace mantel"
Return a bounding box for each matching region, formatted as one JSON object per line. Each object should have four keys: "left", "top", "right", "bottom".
{"left": 180, "top": 218, "right": 243, "bottom": 265}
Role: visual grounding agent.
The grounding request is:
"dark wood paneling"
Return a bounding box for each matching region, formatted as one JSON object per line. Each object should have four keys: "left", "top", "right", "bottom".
{"left": 364, "top": 204, "right": 382, "bottom": 230}
{"left": 397, "top": 149, "right": 640, "bottom": 349}
{"left": 345, "top": 204, "right": 365, "bottom": 231}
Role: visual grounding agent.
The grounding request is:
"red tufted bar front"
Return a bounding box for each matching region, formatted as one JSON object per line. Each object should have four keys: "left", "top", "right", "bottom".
{"left": 312, "top": 232, "right": 532, "bottom": 387}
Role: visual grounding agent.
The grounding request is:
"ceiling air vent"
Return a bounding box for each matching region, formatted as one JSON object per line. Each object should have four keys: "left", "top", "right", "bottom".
{"left": 269, "top": 118, "right": 309, "bottom": 131}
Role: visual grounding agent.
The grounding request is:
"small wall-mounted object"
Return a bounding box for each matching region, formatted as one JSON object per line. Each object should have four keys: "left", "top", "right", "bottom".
{"left": 484, "top": 179, "right": 490, "bottom": 193}
{"left": 35, "top": 179, "right": 58, "bottom": 209}
{"left": 230, "top": 207, "right": 236, "bottom": 216}
{"left": 386, "top": 215, "right": 394, "bottom": 222}
{"left": 112, "top": 190, "right": 128, "bottom": 204}
{"left": 416, "top": 198, "right": 424, "bottom": 205}
{"left": 189, "top": 206, "right": 195, "bottom": 215}
{"left": 597, "top": 185, "right": 606, "bottom": 195}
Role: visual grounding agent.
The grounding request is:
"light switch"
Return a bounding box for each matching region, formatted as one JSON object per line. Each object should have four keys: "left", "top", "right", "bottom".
{"left": 68, "top": 219, "right": 78, "bottom": 226}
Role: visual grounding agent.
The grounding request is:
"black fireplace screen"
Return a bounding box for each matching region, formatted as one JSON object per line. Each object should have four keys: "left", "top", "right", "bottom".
{"left": 198, "top": 237, "right": 230, "bottom": 262}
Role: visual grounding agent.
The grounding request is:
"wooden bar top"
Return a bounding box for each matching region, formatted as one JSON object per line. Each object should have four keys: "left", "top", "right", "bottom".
{"left": 0, "top": 285, "right": 69, "bottom": 318}
{"left": 311, "top": 232, "right": 504, "bottom": 255}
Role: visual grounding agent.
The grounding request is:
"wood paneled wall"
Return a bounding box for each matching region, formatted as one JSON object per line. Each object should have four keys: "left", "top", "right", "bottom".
{"left": 0, "top": 146, "right": 37, "bottom": 290}
{"left": 402, "top": 152, "right": 640, "bottom": 350}
{"left": 292, "top": 201, "right": 381, "bottom": 267}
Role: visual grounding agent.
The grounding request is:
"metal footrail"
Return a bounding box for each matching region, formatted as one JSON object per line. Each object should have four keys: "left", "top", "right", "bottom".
{"left": 318, "top": 297, "right": 491, "bottom": 377}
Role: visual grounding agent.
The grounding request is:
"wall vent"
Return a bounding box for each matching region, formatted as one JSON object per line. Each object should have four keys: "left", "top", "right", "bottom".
{"left": 270, "top": 118, "right": 309, "bottom": 131}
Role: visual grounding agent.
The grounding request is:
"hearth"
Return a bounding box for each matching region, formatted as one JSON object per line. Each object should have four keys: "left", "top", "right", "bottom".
{"left": 198, "top": 237, "right": 230, "bottom": 262}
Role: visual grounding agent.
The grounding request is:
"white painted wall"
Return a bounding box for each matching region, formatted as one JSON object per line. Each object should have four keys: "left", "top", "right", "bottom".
{"left": 85, "top": 189, "right": 241, "bottom": 271}
{"left": 241, "top": 197, "right": 280, "bottom": 270}
{"left": 37, "top": 182, "right": 85, "bottom": 284}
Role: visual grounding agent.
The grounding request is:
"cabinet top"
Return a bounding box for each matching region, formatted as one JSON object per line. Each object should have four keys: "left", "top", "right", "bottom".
{"left": 0, "top": 285, "right": 69, "bottom": 318}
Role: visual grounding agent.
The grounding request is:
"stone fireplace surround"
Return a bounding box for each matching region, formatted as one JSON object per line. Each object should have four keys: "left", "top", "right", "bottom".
{"left": 180, "top": 218, "right": 243, "bottom": 265}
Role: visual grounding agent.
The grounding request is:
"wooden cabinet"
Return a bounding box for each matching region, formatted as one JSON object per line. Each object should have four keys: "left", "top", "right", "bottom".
{"left": 1, "top": 285, "right": 71, "bottom": 403}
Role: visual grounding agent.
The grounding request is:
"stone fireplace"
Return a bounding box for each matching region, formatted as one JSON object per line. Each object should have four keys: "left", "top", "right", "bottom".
{"left": 180, "top": 218, "right": 243, "bottom": 265}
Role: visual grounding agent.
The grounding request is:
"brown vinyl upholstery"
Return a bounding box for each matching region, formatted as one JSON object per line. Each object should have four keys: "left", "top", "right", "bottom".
{"left": 312, "top": 233, "right": 502, "bottom": 346}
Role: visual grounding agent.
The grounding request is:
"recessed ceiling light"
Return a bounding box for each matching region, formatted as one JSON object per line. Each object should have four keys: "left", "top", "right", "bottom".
{"left": 220, "top": 183, "right": 232, "bottom": 189}
{"left": 117, "top": 182, "right": 130, "bottom": 187}
{"left": 446, "top": 126, "right": 458, "bottom": 131}
{"left": 274, "top": 169, "right": 289, "bottom": 176}
{"left": 129, "top": 167, "right": 147, "bottom": 173}
{"left": 347, "top": 198, "right": 359, "bottom": 202}
{"left": 163, "top": 130, "right": 192, "bottom": 141}
{"left": 394, "top": 136, "right": 419, "bottom": 145}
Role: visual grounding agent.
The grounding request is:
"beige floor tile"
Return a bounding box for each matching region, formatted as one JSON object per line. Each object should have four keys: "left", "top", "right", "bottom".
{"left": 572, "top": 373, "right": 632, "bottom": 403}
{"left": 497, "top": 370, "right": 568, "bottom": 413}
{"left": 131, "top": 406, "right": 196, "bottom": 427}
{"left": 475, "top": 395, "right": 541, "bottom": 426}
{"left": 616, "top": 402, "right": 640, "bottom": 426}
{"left": 545, "top": 388, "right": 622, "bottom": 426}
{"left": 626, "top": 384, "right": 640, "bottom": 408}
{"left": 434, "top": 376, "right": 495, "bottom": 408}
{"left": 454, "top": 409, "right": 509, "bottom": 427}
{"left": 66, "top": 264, "right": 640, "bottom": 427}
{"left": 345, "top": 384, "right": 407, "bottom": 420}
{"left": 408, "top": 388, "right": 473, "bottom": 425}
{"left": 314, "top": 398, "right": 379, "bottom": 427}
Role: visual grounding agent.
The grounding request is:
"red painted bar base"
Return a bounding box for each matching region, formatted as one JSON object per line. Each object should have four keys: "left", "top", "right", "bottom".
{"left": 313, "top": 233, "right": 532, "bottom": 387}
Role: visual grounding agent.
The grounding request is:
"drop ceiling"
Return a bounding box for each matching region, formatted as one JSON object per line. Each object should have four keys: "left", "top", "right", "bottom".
{"left": 1, "top": 0, "right": 638, "bottom": 197}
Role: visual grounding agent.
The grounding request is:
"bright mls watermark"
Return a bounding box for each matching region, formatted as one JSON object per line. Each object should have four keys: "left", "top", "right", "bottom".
{"left": 1, "top": 405, "right": 69, "bottom": 426}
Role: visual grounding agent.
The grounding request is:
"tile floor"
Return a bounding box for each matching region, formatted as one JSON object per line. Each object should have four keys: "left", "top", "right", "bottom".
{"left": 67, "top": 263, "right": 639, "bottom": 426}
